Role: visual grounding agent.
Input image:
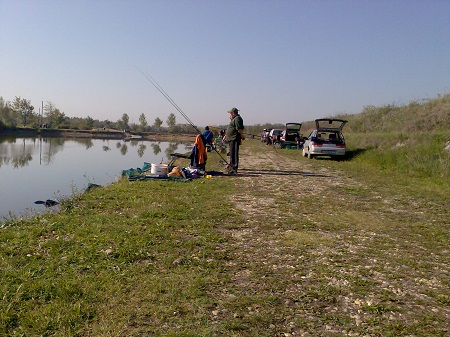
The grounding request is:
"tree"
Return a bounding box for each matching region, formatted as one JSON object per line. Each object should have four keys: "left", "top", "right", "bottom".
{"left": 166, "top": 113, "right": 176, "bottom": 132}
{"left": 0, "top": 96, "right": 14, "bottom": 126}
{"left": 44, "top": 101, "right": 65, "bottom": 128}
{"left": 53, "top": 110, "right": 66, "bottom": 128}
{"left": 85, "top": 116, "right": 95, "bottom": 129}
{"left": 103, "top": 119, "right": 113, "bottom": 130}
{"left": 130, "top": 123, "right": 139, "bottom": 132}
{"left": 139, "top": 113, "right": 147, "bottom": 130}
{"left": 116, "top": 119, "right": 125, "bottom": 131}
{"left": 122, "top": 113, "right": 130, "bottom": 129}
{"left": 153, "top": 117, "right": 163, "bottom": 130}
{"left": 10, "top": 96, "right": 35, "bottom": 126}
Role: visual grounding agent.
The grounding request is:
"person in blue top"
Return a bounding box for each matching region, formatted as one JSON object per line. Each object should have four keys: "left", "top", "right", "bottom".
{"left": 201, "top": 126, "right": 214, "bottom": 148}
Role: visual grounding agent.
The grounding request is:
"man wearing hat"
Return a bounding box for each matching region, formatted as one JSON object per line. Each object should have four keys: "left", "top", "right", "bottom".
{"left": 225, "top": 107, "right": 244, "bottom": 174}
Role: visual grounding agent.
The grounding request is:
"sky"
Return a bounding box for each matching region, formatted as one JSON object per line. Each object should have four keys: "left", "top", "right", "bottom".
{"left": 0, "top": 0, "right": 448, "bottom": 128}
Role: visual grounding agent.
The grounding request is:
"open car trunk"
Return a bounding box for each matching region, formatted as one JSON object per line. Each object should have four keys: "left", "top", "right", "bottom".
{"left": 282, "top": 123, "right": 302, "bottom": 146}
{"left": 315, "top": 119, "right": 347, "bottom": 132}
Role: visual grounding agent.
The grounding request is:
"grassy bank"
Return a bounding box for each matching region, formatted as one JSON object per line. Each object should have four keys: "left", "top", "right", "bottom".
{"left": 1, "top": 154, "right": 233, "bottom": 335}
{"left": 1, "top": 134, "right": 449, "bottom": 336}
{"left": 346, "top": 131, "right": 449, "bottom": 181}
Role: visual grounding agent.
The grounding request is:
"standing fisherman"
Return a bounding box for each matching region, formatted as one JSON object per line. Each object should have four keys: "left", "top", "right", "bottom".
{"left": 225, "top": 107, "right": 244, "bottom": 175}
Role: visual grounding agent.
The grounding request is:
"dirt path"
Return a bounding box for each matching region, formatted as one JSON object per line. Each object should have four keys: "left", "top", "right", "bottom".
{"left": 235, "top": 145, "right": 358, "bottom": 220}
{"left": 213, "top": 143, "right": 449, "bottom": 336}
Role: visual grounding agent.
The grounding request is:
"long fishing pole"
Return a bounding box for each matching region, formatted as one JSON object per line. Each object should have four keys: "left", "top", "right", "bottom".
{"left": 135, "top": 66, "right": 228, "bottom": 165}
{"left": 135, "top": 66, "right": 200, "bottom": 133}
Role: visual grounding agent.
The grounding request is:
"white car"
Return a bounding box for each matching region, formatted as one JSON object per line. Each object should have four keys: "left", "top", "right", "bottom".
{"left": 302, "top": 119, "right": 347, "bottom": 159}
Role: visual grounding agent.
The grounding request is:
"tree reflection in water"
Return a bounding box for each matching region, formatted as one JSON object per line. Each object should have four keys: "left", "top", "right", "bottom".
{"left": 0, "top": 137, "right": 190, "bottom": 168}
{"left": 120, "top": 144, "right": 128, "bottom": 155}
{"left": 137, "top": 144, "right": 146, "bottom": 158}
{"left": 151, "top": 143, "right": 161, "bottom": 156}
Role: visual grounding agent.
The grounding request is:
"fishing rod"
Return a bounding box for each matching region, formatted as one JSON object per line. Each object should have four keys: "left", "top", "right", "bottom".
{"left": 135, "top": 66, "right": 200, "bottom": 133}
{"left": 135, "top": 66, "right": 228, "bottom": 165}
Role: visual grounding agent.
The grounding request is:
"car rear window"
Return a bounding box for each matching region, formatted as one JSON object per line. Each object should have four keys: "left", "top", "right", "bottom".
{"left": 315, "top": 132, "right": 343, "bottom": 143}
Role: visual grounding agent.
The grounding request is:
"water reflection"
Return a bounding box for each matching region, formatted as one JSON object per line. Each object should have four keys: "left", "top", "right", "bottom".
{"left": 165, "top": 143, "right": 179, "bottom": 160}
{"left": 0, "top": 137, "right": 36, "bottom": 168}
{"left": 0, "top": 136, "right": 191, "bottom": 220}
{"left": 0, "top": 137, "right": 190, "bottom": 168}
{"left": 0, "top": 137, "right": 99, "bottom": 168}
{"left": 152, "top": 143, "right": 161, "bottom": 155}
{"left": 120, "top": 143, "right": 128, "bottom": 155}
{"left": 137, "top": 144, "right": 146, "bottom": 157}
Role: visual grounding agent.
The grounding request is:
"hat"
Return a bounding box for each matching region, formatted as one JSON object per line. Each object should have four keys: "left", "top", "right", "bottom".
{"left": 227, "top": 107, "right": 239, "bottom": 114}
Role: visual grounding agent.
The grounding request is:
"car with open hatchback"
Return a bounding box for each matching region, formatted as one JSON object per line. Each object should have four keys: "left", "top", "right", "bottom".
{"left": 302, "top": 119, "right": 347, "bottom": 159}
{"left": 279, "top": 122, "right": 302, "bottom": 149}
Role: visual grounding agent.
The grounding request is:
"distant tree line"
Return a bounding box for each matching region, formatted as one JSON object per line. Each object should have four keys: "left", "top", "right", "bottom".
{"left": 1, "top": 96, "right": 292, "bottom": 137}
{"left": 0, "top": 96, "right": 201, "bottom": 134}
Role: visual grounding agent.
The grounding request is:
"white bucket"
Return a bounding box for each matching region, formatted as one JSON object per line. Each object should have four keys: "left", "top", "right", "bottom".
{"left": 150, "top": 163, "right": 168, "bottom": 175}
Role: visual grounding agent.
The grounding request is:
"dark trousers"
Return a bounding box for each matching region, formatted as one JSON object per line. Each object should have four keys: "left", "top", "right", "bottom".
{"left": 229, "top": 139, "right": 240, "bottom": 171}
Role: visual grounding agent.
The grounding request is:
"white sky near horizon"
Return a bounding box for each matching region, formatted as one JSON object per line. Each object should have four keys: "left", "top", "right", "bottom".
{"left": 0, "top": 0, "right": 448, "bottom": 128}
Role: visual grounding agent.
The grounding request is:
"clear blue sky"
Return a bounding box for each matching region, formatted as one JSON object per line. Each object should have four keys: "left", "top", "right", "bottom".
{"left": 0, "top": 0, "right": 448, "bottom": 127}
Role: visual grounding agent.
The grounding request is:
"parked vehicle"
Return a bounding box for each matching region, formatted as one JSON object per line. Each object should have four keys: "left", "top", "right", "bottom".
{"left": 279, "top": 123, "right": 302, "bottom": 149}
{"left": 302, "top": 119, "right": 347, "bottom": 159}
{"left": 268, "top": 129, "right": 283, "bottom": 145}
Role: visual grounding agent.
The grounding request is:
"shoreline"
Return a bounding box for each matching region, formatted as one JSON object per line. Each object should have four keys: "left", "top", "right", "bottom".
{"left": 0, "top": 128, "right": 196, "bottom": 142}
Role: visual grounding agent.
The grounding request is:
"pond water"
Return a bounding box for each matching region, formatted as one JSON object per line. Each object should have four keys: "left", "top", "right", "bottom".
{"left": 0, "top": 136, "right": 190, "bottom": 221}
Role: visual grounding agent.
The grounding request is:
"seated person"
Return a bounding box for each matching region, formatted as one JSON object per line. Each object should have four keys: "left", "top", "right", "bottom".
{"left": 201, "top": 126, "right": 214, "bottom": 150}
{"left": 189, "top": 134, "right": 207, "bottom": 170}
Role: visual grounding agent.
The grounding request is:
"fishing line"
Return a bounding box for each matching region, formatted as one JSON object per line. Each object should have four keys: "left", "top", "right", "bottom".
{"left": 135, "top": 66, "right": 228, "bottom": 165}
{"left": 135, "top": 66, "right": 200, "bottom": 133}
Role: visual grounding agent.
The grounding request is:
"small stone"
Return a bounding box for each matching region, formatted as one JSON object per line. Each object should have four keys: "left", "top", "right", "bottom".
{"left": 173, "top": 258, "right": 183, "bottom": 265}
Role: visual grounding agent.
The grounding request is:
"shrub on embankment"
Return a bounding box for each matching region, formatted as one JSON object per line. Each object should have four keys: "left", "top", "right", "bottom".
{"left": 338, "top": 93, "right": 449, "bottom": 133}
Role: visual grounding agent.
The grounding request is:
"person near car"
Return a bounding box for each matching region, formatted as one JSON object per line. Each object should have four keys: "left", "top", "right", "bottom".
{"left": 276, "top": 133, "right": 281, "bottom": 145}
{"left": 201, "top": 126, "right": 214, "bottom": 146}
{"left": 225, "top": 107, "right": 244, "bottom": 174}
{"left": 295, "top": 135, "right": 302, "bottom": 150}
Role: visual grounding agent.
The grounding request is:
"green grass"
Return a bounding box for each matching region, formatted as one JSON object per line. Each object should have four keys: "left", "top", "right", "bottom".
{"left": 1, "top": 153, "right": 235, "bottom": 335}
{"left": 345, "top": 131, "right": 449, "bottom": 180}
{"left": 1, "top": 134, "right": 449, "bottom": 336}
